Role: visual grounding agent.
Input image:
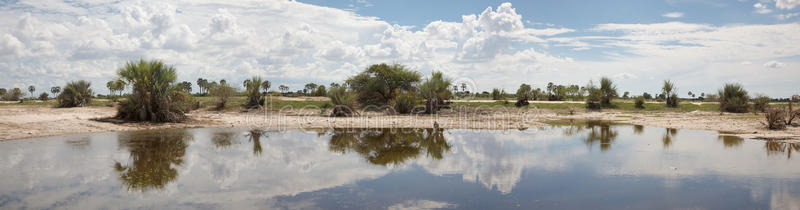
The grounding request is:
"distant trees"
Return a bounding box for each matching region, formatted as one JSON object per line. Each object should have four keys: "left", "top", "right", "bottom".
{"left": 622, "top": 91, "right": 630, "bottom": 99}
{"left": 753, "top": 94, "right": 770, "bottom": 113}
{"left": 57, "top": 80, "right": 93, "bottom": 108}
{"left": 662, "top": 80, "right": 678, "bottom": 108}
{"left": 304, "top": 83, "right": 318, "bottom": 95}
{"left": 718, "top": 83, "right": 749, "bottom": 113}
{"left": 210, "top": 81, "right": 235, "bottom": 110}
{"left": 106, "top": 79, "right": 126, "bottom": 101}
{"left": 177, "top": 81, "right": 192, "bottom": 93}
{"left": 0, "top": 88, "right": 6, "bottom": 100}
{"left": 38, "top": 92, "right": 49, "bottom": 101}
{"left": 642, "top": 92, "right": 653, "bottom": 100}
{"left": 278, "top": 85, "right": 289, "bottom": 94}
{"left": 586, "top": 77, "right": 617, "bottom": 109}
{"left": 635, "top": 96, "right": 645, "bottom": 109}
{"left": 50, "top": 86, "right": 61, "bottom": 96}
{"left": 116, "top": 59, "right": 188, "bottom": 122}
{"left": 418, "top": 71, "right": 452, "bottom": 114}
{"left": 346, "top": 63, "right": 421, "bottom": 106}
{"left": 491, "top": 88, "right": 502, "bottom": 100}
{"left": 196, "top": 78, "right": 209, "bottom": 95}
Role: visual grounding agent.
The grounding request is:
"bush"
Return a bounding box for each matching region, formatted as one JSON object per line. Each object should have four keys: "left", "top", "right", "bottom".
{"left": 585, "top": 81, "right": 602, "bottom": 109}
{"left": 418, "top": 71, "right": 452, "bottom": 114}
{"left": 704, "top": 93, "right": 719, "bottom": 102}
{"left": 116, "top": 59, "right": 187, "bottom": 122}
{"left": 635, "top": 96, "right": 645, "bottom": 109}
{"left": 328, "top": 85, "right": 357, "bottom": 117}
{"left": 765, "top": 107, "right": 786, "bottom": 130}
{"left": 209, "top": 82, "right": 235, "bottom": 110}
{"left": 719, "top": 83, "right": 749, "bottom": 113}
{"left": 38, "top": 92, "right": 49, "bottom": 101}
{"left": 753, "top": 95, "right": 770, "bottom": 113}
{"left": 57, "top": 80, "right": 93, "bottom": 107}
{"left": 662, "top": 80, "right": 679, "bottom": 108}
{"left": 243, "top": 76, "right": 265, "bottom": 109}
{"left": 491, "top": 88, "right": 502, "bottom": 100}
{"left": 2, "top": 88, "right": 25, "bottom": 101}
{"left": 515, "top": 84, "right": 531, "bottom": 107}
{"left": 346, "top": 63, "right": 421, "bottom": 106}
{"left": 393, "top": 90, "right": 417, "bottom": 114}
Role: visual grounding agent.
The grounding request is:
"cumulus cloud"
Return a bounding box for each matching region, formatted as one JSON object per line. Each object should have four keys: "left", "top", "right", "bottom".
{"left": 764, "top": 60, "right": 785, "bottom": 68}
{"left": 754, "top": 3, "right": 773, "bottom": 14}
{"left": 662, "top": 12, "right": 684, "bottom": 18}
{"left": 776, "top": 0, "right": 800, "bottom": 10}
{"left": 777, "top": 12, "right": 799, "bottom": 20}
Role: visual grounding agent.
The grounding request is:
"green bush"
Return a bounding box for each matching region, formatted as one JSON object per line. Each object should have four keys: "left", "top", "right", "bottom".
{"left": 209, "top": 82, "right": 235, "bottom": 110}
{"left": 491, "top": 88, "right": 502, "bottom": 100}
{"left": 515, "top": 84, "right": 531, "bottom": 107}
{"left": 718, "top": 83, "right": 749, "bottom": 113}
{"left": 585, "top": 81, "right": 602, "bottom": 109}
{"left": 116, "top": 59, "right": 187, "bottom": 122}
{"left": 393, "top": 90, "right": 417, "bottom": 114}
{"left": 57, "top": 80, "right": 93, "bottom": 108}
{"left": 346, "top": 63, "right": 421, "bottom": 106}
{"left": 753, "top": 95, "right": 770, "bottom": 113}
{"left": 38, "top": 92, "right": 49, "bottom": 101}
{"left": 663, "top": 80, "right": 678, "bottom": 108}
{"left": 635, "top": 96, "right": 645, "bottom": 109}
{"left": 418, "top": 71, "right": 452, "bottom": 114}
{"left": 328, "top": 85, "right": 357, "bottom": 117}
{"left": 599, "top": 77, "right": 617, "bottom": 107}
{"left": 243, "top": 76, "right": 265, "bottom": 109}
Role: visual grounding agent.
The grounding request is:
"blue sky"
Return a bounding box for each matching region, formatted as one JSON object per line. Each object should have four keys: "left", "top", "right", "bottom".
{"left": 0, "top": 0, "right": 798, "bottom": 97}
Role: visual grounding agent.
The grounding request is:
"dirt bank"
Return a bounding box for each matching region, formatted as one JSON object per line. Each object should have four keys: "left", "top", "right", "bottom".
{"left": 1, "top": 105, "right": 798, "bottom": 142}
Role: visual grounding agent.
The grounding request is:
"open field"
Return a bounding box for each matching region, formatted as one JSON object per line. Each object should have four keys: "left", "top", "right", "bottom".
{"left": 1, "top": 98, "right": 797, "bottom": 142}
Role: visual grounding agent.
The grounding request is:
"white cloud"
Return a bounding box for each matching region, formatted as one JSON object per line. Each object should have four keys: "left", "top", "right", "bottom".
{"left": 777, "top": 12, "right": 800, "bottom": 20}
{"left": 0, "top": 33, "right": 25, "bottom": 56}
{"left": 776, "top": 0, "right": 800, "bottom": 10}
{"left": 764, "top": 60, "right": 785, "bottom": 68}
{"left": 754, "top": 3, "right": 773, "bottom": 14}
{"left": 662, "top": 12, "right": 684, "bottom": 18}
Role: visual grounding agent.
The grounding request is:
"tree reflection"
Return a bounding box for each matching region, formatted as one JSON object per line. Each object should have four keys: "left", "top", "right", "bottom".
{"left": 212, "top": 132, "right": 237, "bottom": 149}
{"left": 718, "top": 135, "right": 744, "bottom": 148}
{"left": 246, "top": 130, "right": 264, "bottom": 156}
{"left": 765, "top": 141, "right": 800, "bottom": 159}
{"left": 662, "top": 128, "right": 677, "bottom": 148}
{"left": 583, "top": 121, "right": 618, "bottom": 152}
{"left": 328, "top": 128, "right": 451, "bottom": 166}
{"left": 114, "top": 130, "right": 192, "bottom": 191}
{"left": 633, "top": 125, "right": 644, "bottom": 135}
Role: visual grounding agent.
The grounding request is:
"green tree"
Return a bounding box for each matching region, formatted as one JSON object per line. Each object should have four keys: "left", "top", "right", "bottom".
{"left": 243, "top": 76, "right": 265, "bottom": 108}
{"left": 315, "top": 85, "right": 327, "bottom": 97}
{"left": 57, "top": 80, "right": 93, "bottom": 107}
{"left": 328, "top": 84, "right": 357, "bottom": 117}
{"left": 304, "top": 83, "right": 318, "bottom": 95}
{"left": 209, "top": 81, "right": 235, "bottom": 110}
{"left": 8, "top": 88, "right": 25, "bottom": 101}
{"left": 418, "top": 71, "right": 452, "bottom": 114}
{"left": 599, "top": 77, "right": 617, "bottom": 107}
{"left": 116, "top": 59, "right": 188, "bottom": 122}
{"left": 515, "top": 84, "right": 531, "bottom": 107}
{"left": 491, "top": 88, "right": 502, "bottom": 100}
{"left": 662, "top": 80, "right": 678, "bottom": 108}
{"left": 38, "top": 92, "right": 49, "bottom": 101}
{"left": 346, "top": 63, "right": 422, "bottom": 106}
{"left": 28, "top": 85, "right": 35, "bottom": 100}
{"left": 261, "top": 80, "right": 271, "bottom": 95}
{"left": 279, "top": 85, "right": 289, "bottom": 94}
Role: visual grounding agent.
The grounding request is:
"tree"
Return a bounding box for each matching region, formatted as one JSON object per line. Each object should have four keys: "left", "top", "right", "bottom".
{"left": 279, "top": 85, "right": 289, "bottom": 94}
{"left": 622, "top": 91, "right": 630, "bottom": 99}
{"left": 220, "top": 79, "right": 227, "bottom": 86}
{"left": 57, "top": 80, "right": 93, "bottom": 107}
{"left": 261, "top": 80, "right": 271, "bottom": 95}
{"left": 460, "top": 83, "right": 467, "bottom": 93}
{"left": 718, "top": 83, "right": 749, "bottom": 113}
{"left": 116, "top": 59, "right": 188, "bottom": 122}
{"left": 209, "top": 81, "right": 234, "bottom": 110}
{"left": 178, "top": 81, "right": 192, "bottom": 93}
{"left": 197, "top": 78, "right": 208, "bottom": 95}
{"left": 304, "top": 83, "right": 318, "bottom": 95}
{"left": 328, "top": 84, "right": 357, "bottom": 117}
{"left": 9, "top": 88, "right": 25, "bottom": 101}
{"left": 491, "top": 88, "right": 502, "bottom": 100}
{"left": 688, "top": 91, "right": 693, "bottom": 98}
{"left": 662, "top": 80, "right": 678, "bottom": 108}
{"left": 50, "top": 87, "right": 60, "bottom": 98}
{"left": 515, "top": 84, "right": 531, "bottom": 107}
{"left": 599, "top": 77, "right": 617, "bottom": 107}
{"left": 28, "top": 85, "right": 35, "bottom": 100}
{"left": 418, "top": 71, "right": 452, "bottom": 114}
{"left": 0, "top": 88, "right": 6, "bottom": 100}
{"left": 39, "top": 92, "right": 49, "bottom": 101}
{"left": 315, "top": 85, "right": 327, "bottom": 97}
{"left": 643, "top": 92, "right": 653, "bottom": 100}
{"left": 346, "top": 63, "right": 422, "bottom": 106}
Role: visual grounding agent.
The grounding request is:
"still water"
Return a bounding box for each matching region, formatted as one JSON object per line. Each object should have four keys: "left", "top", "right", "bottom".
{"left": 1, "top": 124, "right": 799, "bottom": 209}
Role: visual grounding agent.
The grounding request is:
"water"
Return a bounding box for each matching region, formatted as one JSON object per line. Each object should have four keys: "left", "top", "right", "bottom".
{"left": 0, "top": 124, "right": 799, "bottom": 209}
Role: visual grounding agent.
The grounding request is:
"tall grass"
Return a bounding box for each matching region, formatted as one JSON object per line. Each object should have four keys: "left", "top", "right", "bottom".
{"left": 328, "top": 85, "right": 357, "bottom": 117}
{"left": 57, "top": 80, "right": 93, "bottom": 108}
{"left": 418, "top": 71, "right": 452, "bottom": 114}
{"left": 393, "top": 90, "right": 417, "bottom": 114}
{"left": 116, "top": 59, "right": 187, "bottom": 122}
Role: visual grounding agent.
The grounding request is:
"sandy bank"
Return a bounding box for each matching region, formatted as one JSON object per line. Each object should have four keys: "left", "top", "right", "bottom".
{"left": 1, "top": 105, "right": 798, "bottom": 142}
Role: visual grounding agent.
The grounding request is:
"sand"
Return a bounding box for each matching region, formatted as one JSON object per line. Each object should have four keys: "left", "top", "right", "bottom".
{"left": 1, "top": 105, "right": 798, "bottom": 142}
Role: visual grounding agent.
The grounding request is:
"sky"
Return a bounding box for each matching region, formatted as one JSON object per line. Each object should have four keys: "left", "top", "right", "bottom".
{"left": 0, "top": 0, "right": 798, "bottom": 97}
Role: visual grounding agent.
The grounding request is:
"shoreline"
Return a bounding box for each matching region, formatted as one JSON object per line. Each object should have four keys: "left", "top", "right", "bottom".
{"left": 1, "top": 105, "right": 798, "bottom": 142}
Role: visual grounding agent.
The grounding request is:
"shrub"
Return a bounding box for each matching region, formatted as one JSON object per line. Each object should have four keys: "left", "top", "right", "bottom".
{"left": 2, "top": 88, "right": 25, "bottom": 101}
{"left": 585, "top": 81, "right": 602, "bottom": 109}
{"left": 599, "top": 77, "right": 617, "bottom": 107}
{"left": 38, "top": 92, "right": 49, "bottom": 101}
{"left": 515, "top": 84, "right": 531, "bottom": 107}
{"left": 328, "top": 85, "right": 357, "bottom": 117}
{"left": 662, "top": 80, "right": 678, "bottom": 108}
{"left": 346, "top": 63, "right": 421, "bottom": 106}
{"left": 209, "top": 82, "right": 235, "bottom": 110}
{"left": 753, "top": 94, "right": 770, "bottom": 113}
{"left": 635, "top": 96, "right": 645, "bottom": 109}
{"left": 718, "top": 83, "right": 749, "bottom": 113}
{"left": 764, "top": 107, "right": 786, "bottom": 130}
{"left": 393, "top": 90, "right": 417, "bottom": 114}
{"left": 116, "top": 59, "right": 187, "bottom": 122}
{"left": 243, "top": 76, "right": 265, "bottom": 109}
{"left": 491, "top": 88, "right": 502, "bottom": 100}
{"left": 57, "top": 80, "right": 93, "bottom": 107}
{"left": 418, "top": 71, "right": 452, "bottom": 114}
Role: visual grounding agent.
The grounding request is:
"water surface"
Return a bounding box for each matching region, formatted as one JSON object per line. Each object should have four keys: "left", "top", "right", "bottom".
{"left": 1, "top": 124, "right": 799, "bottom": 209}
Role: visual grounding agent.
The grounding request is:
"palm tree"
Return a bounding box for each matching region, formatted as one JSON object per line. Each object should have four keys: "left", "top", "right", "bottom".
{"left": 116, "top": 59, "right": 187, "bottom": 122}
{"left": 50, "top": 86, "right": 60, "bottom": 97}
{"left": 243, "top": 76, "right": 265, "bottom": 108}
{"left": 662, "top": 80, "right": 678, "bottom": 107}
{"left": 261, "top": 80, "right": 271, "bottom": 95}
{"left": 418, "top": 71, "right": 452, "bottom": 114}
{"left": 28, "top": 85, "right": 35, "bottom": 100}
{"left": 599, "top": 77, "right": 617, "bottom": 107}
{"left": 279, "top": 85, "right": 289, "bottom": 94}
